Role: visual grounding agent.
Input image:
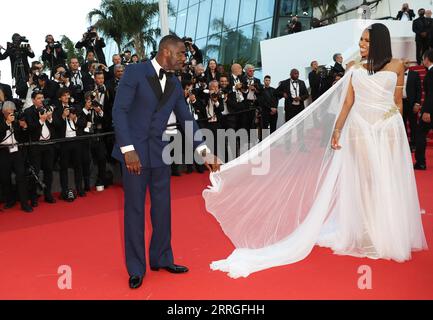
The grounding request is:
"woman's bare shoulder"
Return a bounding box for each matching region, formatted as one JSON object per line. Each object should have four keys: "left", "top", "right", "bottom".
{"left": 387, "top": 59, "right": 405, "bottom": 72}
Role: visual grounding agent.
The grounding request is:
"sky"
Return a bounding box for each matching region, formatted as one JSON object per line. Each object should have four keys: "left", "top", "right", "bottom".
{"left": 0, "top": 0, "right": 103, "bottom": 85}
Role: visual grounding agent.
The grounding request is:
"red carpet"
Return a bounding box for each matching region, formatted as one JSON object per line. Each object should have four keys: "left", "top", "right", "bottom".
{"left": 0, "top": 152, "right": 432, "bottom": 300}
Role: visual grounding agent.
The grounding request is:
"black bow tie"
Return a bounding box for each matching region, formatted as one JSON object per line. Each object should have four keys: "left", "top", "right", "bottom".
{"left": 292, "top": 80, "right": 298, "bottom": 83}
{"left": 159, "top": 68, "right": 173, "bottom": 80}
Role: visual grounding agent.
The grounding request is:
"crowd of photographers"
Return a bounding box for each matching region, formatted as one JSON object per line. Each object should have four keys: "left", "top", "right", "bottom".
{"left": 0, "top": 27, "right": 348, "bottom": 213}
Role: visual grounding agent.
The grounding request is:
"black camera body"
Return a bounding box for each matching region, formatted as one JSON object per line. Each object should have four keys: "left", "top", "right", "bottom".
{"left": 13, "top": 110, "right": 26, "bottom": 122}
{"left": 48, "top": 41, "right": 62, "bottom": 49}
{"left": 38, "top": 99, "right": 53, "bottom": 115}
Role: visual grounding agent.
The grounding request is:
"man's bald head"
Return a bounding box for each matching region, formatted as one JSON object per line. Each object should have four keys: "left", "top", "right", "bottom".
{"left": 158, "top": 35, "right": 184, "bottom": 51}
{"left": 156, "top": 35, "right": 187, "bottom": 71}
{"left": 231, "top": 64, "right": 242, "bottom": 76}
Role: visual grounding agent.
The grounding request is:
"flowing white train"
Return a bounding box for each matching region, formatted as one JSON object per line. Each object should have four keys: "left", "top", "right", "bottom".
{"left": 203, "top": 57, "right": 428, "bottom": 279}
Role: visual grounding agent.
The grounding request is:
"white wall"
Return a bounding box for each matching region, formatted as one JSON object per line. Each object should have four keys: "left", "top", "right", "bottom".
{"left": 260, "top": 19, "right": 416, "bottom": 89}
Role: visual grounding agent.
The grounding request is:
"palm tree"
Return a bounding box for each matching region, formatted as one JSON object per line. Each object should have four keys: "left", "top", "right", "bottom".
{"left": 88, "top": 0, "right": 127, "bottom": 54}
{"left": 122, "top": 0, "right": 161, "bottom": 59}
{"left": 312, "top": 0, "right": 340, "bottom": 23}
{"left": 60, "top": 35, "right": 85, "bottom": 64}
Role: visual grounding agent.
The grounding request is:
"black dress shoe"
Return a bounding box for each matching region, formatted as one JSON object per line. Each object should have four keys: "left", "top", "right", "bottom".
{"left": 21, "top": 204, "right": 34, "bottom": 213}
{"left": 151, "top": 264, "right": 189, "bottom": 274}
{"left": 129, "top": 276, "right": 144, "bottom": 289}
{"left": 4, "top": 201, "right": 16, "bottom": 209}
{"left": 414, "top": 163, "right": 427, "bottom": 170}
{"left": 31, "top": 199, "right": 39, "bottom": 207}
{"left": 45, "top": 195, "right": 56, "bottom": 204}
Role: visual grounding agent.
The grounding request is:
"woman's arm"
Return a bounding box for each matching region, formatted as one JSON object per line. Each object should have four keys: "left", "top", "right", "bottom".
{"left": 331, "top": 76, "right": 354, "bottom": 150}
{"left": 394, "top": 61, "right": 405, "bottom": 115}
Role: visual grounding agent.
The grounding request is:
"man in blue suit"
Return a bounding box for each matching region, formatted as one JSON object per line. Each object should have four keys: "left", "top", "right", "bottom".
{"left": 112, "top": 35, "right": 220, "bottom": 289}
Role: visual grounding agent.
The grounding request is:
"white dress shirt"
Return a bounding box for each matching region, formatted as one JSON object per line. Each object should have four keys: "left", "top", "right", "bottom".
{"left": 120, "top": 59, "right": 210, "bottom": 156}
{"left": 290, "top": 80, "right": 300, "bottom": 105}
{"left": 0, "top": 125, "right": 18, "bottom": 153}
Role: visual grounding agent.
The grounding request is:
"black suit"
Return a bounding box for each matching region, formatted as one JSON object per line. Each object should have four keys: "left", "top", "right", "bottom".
{"left": 42, "top": 46, "right": 67, "bottom": 72}
{"left": 0, "top": 119, "right": 30, "bottom": 207}
{"left": 0, "top": 82, "right": 13, "bottom": 101}
{"left": 413, "top": 17, "right": 431, "bottom": 64}
{"left": 276, "top": 78, "right": 309, "bottom": 122}
{"left": 53, "top": 105, "right": 84, "bottom": 194}
{"left": 23, "top": 105, "right": 56, "bottom": 200}
{"left": 331, "top": 62, "right": 345, "bottom": 77}
{"left": 396, "top": 10, "right": 415, "bottom": 21}
{"left": 75, "top": 38, "right": 107, "bottom": 66}
{"left": 260, "top": 86, "right": 279, "bottom": 134}
{"left": 0, "top": 45, "right": 35, "bottom": 98}
{"left": 403, "top": 70, "right": 421, "bottom": 146}
{"left": 308, "top": 70, "right": 321, "bottom": 102}
{"left": 415, "top": 67, "right": 433, "bottom": 165}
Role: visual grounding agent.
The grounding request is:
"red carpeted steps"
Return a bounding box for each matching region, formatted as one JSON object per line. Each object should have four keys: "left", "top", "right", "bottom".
{"left": 0, "top": 150, "right": 432, "bottom": 300}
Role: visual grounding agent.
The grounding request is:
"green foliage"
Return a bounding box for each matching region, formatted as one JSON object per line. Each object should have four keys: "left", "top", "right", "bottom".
{"left": 60, "top": 35, "right": 85, "bottom": 64}
{"left": 88, "top": 0, "right": 161, "bottom": 59}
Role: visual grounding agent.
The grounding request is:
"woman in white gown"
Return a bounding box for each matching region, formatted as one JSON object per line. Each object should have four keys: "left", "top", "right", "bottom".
{"left": 203, "top": 23, "right": 428, "bottom": 279}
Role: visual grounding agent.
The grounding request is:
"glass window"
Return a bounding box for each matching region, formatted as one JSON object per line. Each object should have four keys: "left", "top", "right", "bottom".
{"left": 189, "top": 0, "right": 199, "bottom": 5}
{"left": 238, "top": 0, "right": 256, "bottom": 27}
{"left": 206, "top": 33, "right": 221, "bottom": 62}
{"left": 169, "top": 0, "right": 179, "bottom": 13}
{"left": 209, "top": 0, "right": 225, "bottom": 34}
{"left": 175, "top": 9, "right": 188, "bottom": 36}
{"left": 280, "top": 0, "right": 295, "bottom": 16}
{"left": 196, "top": 0, "right": 211, "bottom": 39}
{"left": 237, "top": 24, "right": 254, "bottom": 62}
{"left": 169, "top": 14, "right": 177, "bottom": 32}
{"left": 252, "top": 18, "right": 273, "bottom": 67}
{"left": 195, "top": 37, "right": 208, "bottom": 59}
{"left": 223, "top": 0, "right": 240, "bottom": 29}
{"left": 220, "top": 30, "right": 239, "bottom": 65}
{"left": 185, "top": 4, "right": 199, "bottom": 38}
{"left": 256, "top": 0, "right": 275, "bottom": 21}
{"left": 178, "top": 0, "right": 189, "bottom": 11}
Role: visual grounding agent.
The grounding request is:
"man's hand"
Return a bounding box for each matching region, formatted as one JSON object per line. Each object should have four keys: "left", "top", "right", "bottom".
{"left": 39, "top": 112, "right": 48, "bottom": 122}
{"left": 271, "top": 108, "right": 278, "bottom": 115}
{"left": 62, "top": 108, "right": 70, "bottom": 119}
{"left": 19, "top": 119, "right": 27, "bottom": 129}
{"left": 422, "top": 112, "right": 431, "bottom": 123}
{"left": 124, "top": 150, "right": 142, "bottom": 175}
{"left": 6, "top": 113, "right": 15, "bottom": 125}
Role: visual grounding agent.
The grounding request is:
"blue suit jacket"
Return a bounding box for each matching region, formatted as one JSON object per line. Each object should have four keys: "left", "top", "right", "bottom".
{"left": 112, "top": 61, "right": 205, "bottom": 168}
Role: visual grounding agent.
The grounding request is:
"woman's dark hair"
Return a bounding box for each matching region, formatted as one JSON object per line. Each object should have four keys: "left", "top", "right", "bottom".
{"left": 366, "top": 23, "right": 393, "bottom": 74}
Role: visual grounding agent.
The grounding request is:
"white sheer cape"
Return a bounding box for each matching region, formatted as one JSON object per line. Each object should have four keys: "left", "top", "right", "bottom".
{"left": 202, "top": 67, "right": 427, "bottom": 279}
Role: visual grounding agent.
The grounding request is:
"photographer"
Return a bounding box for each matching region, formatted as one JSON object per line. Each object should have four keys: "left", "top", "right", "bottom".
{"left": 75, "top": 26, "right": 107, "bottom": 66}
{"left": 121, "top": 50, "right": 132, "bottom": 65}
{"left": 68, "top": 57, "right": 85, "bottom": 104}
{"left": 34, "top": 73, "right": 58, "bottom": 102}
{"left": 78, "top": 91, "right": 107, "bottom": 191}
{"left": 0, "top": 101, "right": 33, "bottom": 212}
{"left": 260, "top": 75, "right": 279, "bottom": 134}
{"left": 201, "top": 80, "right": 224, "bottom": 157}
{"left": 108, "top": 54, "right": 122, "bottom": 81}
{"left": 308, "top": 60, "right": 321, "bottom": 102}
{"left": 0, "top": 33, "right": 35, "bottom": 98}
{"left": 42, "top": 35, "right": 67, "bottom": 74}
{"left": 81, "top": 51, "right": 98, "bottom": 75}
{"left": 182, "top": 37, "right": 203, "bottom": 65}
{"left": 24, "top": 91, "right": 56, "bottom": 206}
{"left": 90, "top": 71, "right": 111, "bottom": 131}
{"left": 397, "top": 3, "right": 415, "bottom": 21}
{"left": 286, "top": 16, "right": 302, "bottom": 34}
{"left": 52, "top": 65, "right": 71, "bottom": 89}
{"left": 241, "top": 64, "right": 263, "bottom": 132}
{"left": 53, "top": 88, "right": 85, "bottom": 201}
{"left": 205, "top": 59, "right": 220, "bottom": 84}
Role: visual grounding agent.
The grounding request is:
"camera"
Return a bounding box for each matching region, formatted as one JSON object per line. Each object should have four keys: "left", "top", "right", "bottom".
{"left": 12, "top": 110, "right": 26, "bottom": 122}
{"left": 38, "top": 99, "right": 53, "bottom": 115}
{"left": 48, "top": 41, "right": 62, "bottom": 49}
